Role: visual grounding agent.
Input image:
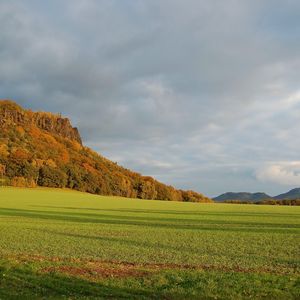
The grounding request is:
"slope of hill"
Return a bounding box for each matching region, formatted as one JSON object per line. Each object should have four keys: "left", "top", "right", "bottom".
{"left": 274, "top": 188, "right": 300, "bottom": 200}
{"left": 0, "top": 100, "right": 211, "bottom": 203}
{"left": 213, "top": 192, "right": 272, "bottom": 202}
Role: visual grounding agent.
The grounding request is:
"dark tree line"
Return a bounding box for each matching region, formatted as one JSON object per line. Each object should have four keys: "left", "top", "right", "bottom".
{"left": 223, "top": 199, "right": 300, "bottom": 206}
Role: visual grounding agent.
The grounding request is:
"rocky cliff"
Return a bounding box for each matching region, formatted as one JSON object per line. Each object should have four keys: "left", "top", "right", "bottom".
{"left": 0, "top": 100, "right": 82, "bottom": 144}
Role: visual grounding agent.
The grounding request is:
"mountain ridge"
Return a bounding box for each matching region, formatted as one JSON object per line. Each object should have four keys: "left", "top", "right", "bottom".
{"left": 213, "top": 192, "right": 272, "bottom": 202}
{"left": 274, "top": 188, "right": 300, "bottom": 200}
{"left": 214, "top": 189, "right": 300, "bottom": 202}
{"left": 0, "top": 100, "right": 211, "bottom": 203}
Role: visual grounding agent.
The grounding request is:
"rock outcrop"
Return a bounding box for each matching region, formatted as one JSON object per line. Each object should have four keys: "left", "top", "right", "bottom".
{"left": 0, "top": 100, "right": 82, "bottom": 144}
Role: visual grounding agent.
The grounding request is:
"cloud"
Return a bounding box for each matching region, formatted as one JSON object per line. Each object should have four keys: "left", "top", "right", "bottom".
{"left": 0, "top": 0, "right": 300, "bottom": 196}
{"left": 256, "top": 162, "right": 300, "bottom": 186}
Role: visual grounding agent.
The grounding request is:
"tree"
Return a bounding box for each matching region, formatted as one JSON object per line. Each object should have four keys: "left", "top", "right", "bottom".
{"left": 0, "top": 164, "right": 5, "bottom": 176}
{"left": 38, "top": 166, "right": 67, "bottom": 188}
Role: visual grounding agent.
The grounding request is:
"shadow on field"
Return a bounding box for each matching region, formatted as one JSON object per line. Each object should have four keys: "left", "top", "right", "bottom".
{"left": 0, "top": 260, "right": 298, "bottom": 300}
{"left": 32, "top": 205, "right": 300, "bottom": 218}
{"left": 0, "top": 265, "right": 154, "bottom": 299}
{"left": 0, "top": 207, "right": 299, "bottom": 234}
{"left": 32, "top": 228, "right": 300, "bottom": 265}
{"left": 37, "top": 228, "right": 185, "bottom": 253}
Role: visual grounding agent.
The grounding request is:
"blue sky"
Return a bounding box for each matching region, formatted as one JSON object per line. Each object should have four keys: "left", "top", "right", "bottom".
{"left": 1, "top": 1, "right": 300, "bottom": 197}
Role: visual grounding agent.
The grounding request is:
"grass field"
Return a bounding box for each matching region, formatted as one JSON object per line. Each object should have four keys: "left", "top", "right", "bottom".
{"left": 0, "top": 187, "right": 299, "bottom": 299}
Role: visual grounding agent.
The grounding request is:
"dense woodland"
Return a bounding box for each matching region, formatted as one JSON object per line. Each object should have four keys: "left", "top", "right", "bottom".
{"left": 0, "top": 100, "right": 212, "bottom": 203}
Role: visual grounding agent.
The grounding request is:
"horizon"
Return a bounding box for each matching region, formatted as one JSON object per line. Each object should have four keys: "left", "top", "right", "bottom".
{"left": 1, "top": 1, "right": 300, "bottom": 197}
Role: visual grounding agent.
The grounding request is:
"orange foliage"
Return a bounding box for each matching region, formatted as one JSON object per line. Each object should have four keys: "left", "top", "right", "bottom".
{"left": 0, "top": 144, "right": 9, "bottom": 158}
{"left": 45, "top": 159, "right": 57, "bottom": 168}
{"left": 11, "top": 176, "right": 26, "bottom": 187}
{"left": 71, "top": 141, "right": 82, "bottom": 151}
{"left": 82, "top": 163, "right": 98, "bottom": 175}
{"left": 11, "top": 176, "right": 36, "bottom": 188}
{"left": 60, "top": 148, "right": 70, "bottom": 164}
{"left": 29, "top": 125, "right": 41, "bottom": 139}
{"left": 11, "top": 148, "right": 31, "bottom": 160}
{"left": 16, "top": 126, "right": 25, "bottom": 136}
{"left": 42, "top": 133, "right": 58, "bottom": 145}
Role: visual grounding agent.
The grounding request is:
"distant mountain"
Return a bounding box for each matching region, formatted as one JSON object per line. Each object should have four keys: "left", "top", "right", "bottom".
{"left": 214, "top": 188, "right": 300, "bottom": 202}
{"left": 214, "top": 192, "right": 272, "bottom": 202}
{"left": 274, "top": 188, "right": 300, "bottom": 200}
{"left": 0, "top": 100, "right": 212, "bottom": 203}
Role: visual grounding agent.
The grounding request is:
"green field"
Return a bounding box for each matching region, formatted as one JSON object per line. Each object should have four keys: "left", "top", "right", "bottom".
{"left": 0, "top": 187, "right": 299, "bottom": 299}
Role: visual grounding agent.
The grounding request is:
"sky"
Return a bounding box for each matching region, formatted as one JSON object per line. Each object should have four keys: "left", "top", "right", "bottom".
{"left": 0, "top": 0, "right": 300, "bottom": 197}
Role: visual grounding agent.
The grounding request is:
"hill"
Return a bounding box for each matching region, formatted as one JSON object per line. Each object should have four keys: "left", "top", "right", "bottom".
{"left": 214, "top": 188, "right": 300, "bottom": 203}
{"left": 0, "top": 100, "right": 211, "bottom": 203}
{"left": 274, "top": 188, "right": 300, "bottom": 200}
{"left": 213, "top": 192, "right": 272, "bottom": 202}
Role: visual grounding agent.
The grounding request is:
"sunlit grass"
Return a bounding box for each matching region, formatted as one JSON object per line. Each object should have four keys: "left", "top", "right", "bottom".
{"left": 0, "top": 187, "right": 299, "bottom": 299}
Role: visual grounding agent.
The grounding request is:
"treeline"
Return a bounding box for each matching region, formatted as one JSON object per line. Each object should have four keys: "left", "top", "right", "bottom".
{"left": 0, "top": 104, "right": 211, "bottom": 203}
{"left": 223, "top": 199, "right": 300, "bottom": 206}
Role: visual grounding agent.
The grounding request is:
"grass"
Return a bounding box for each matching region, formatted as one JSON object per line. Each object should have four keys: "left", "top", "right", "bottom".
{"left": 0, "top": 187, "right": 299, "bottom": 299}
